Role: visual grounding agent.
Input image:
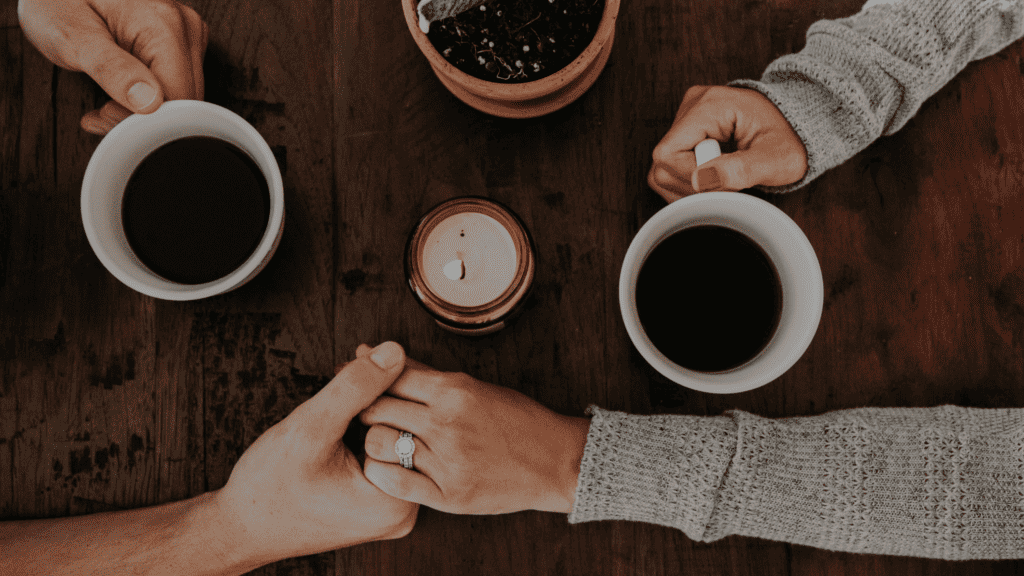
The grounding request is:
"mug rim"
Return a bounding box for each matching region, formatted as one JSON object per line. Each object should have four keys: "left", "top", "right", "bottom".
{"left": 81, "top": 100, "right": 285, "bottom": 301}
{"left": 619, "top": 192, "right": 823, "bottom": 394}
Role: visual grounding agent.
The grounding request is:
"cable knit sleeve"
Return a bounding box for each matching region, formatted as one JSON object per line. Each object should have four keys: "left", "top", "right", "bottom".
{"left": 568, "top": 404, "right": 1024, "bottom": 560}
{"left": 725, "top": 0, "right": 1024, "bottom": 194}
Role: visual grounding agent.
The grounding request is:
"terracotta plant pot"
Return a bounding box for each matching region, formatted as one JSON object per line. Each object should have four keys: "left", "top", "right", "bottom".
{"left": 403, "top": 0, "right": 620, "bottom": 118}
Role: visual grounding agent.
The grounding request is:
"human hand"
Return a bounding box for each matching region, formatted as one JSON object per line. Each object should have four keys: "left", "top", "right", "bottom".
{"left": 357, "top": 346, "right": 591, "bottom": 516}
{"left": 17, "top": 0, "right": 208, "bottom": 135}
{"left": 647, "top": 85, "right": 808, "bottom": 202}
{"left": 212, "top": 342, "right": 419, "bottom": 568}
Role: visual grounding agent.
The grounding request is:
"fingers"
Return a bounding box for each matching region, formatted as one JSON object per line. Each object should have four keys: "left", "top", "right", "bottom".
{"left": 81, "top": 101, "right": 134, "bottom": 135}
{"left": 190, "top": 12, "right": 209, "bottom": 101}
{"left": 648, "top": 86, "right": 730, "bottom": 200}
{"left": 363, "top": 455, "right": 444, "bottom": 510}
{"left": 295, "top": 342, "right": 406, "bottom": 441}
{"left": 356, "top": 343, "right": 445, "bottom": 405}
{"left": 364, "top": 422, "right": 434, "bottom": 466}
{"left": 647, "top": 157, "right": 695, "bottom": 202}
{"left": 649, "top": 85, "right": 809, "bottom": 196}
{"left": 77, "top": 1, "right": 208, "bottom": 135}
{"left": 75, "top": 33, "right": 165, "bottom": 116}
{"left": 359, "top": 396, "right": 433, "bottom": 441}
{"left": 129, "top": 5, "right": 199, "bottom": 104}
{"left": 692, "top": 143, "right": 805, "bottom": 191}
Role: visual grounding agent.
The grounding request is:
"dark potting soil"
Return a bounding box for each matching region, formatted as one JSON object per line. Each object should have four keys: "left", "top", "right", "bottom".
{"left": 425, "top": 0, "right": 605, "bottom": 83}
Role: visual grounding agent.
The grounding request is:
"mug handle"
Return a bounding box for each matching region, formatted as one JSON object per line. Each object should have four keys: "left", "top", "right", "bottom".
{"left": 694, "top": 139, "right": 721, "bottom": 168}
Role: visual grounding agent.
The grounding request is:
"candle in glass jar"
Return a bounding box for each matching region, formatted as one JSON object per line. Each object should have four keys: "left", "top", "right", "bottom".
{"left": 420, "top": 212, "right": 518, "bottom": 307}
{"left": 405, "top": 197, "right": 535, "bottom": 335}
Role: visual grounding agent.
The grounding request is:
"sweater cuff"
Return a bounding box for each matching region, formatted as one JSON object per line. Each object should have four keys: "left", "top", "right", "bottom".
{"left": 725, "top": 19, "right": 901, "bottom": 194}
{"left": 567, "top": 405, "right": 737, "bottom": 541}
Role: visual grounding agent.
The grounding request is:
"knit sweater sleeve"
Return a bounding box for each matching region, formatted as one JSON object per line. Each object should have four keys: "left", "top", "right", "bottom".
{"left": 568, "top": 404, "right": 1024, "bottom": 560}
{"left": 725, "top": 0, "right": 1024, "bottom": 194}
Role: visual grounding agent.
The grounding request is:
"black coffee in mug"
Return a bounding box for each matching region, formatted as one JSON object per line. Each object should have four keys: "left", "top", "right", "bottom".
{"left": 121, "top": 136, "right": 271, "bottom": 285}
{"left": 635, "top": 225, "right": 782, "bottom": 373}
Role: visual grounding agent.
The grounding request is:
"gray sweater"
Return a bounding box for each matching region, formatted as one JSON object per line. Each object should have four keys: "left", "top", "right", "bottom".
{"left": 568, "top": 0, "right": 1024, "bottom": 560}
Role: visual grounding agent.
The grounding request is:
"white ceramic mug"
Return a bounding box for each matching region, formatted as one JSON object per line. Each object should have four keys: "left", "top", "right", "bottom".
{"left": 619, "top": 140, "right": 823, "bottom": 394}
{"left": 81, "top": 100, "right": 285, "bottom": 301}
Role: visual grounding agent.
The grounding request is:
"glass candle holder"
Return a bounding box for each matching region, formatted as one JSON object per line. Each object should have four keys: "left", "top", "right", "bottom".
{"left": 405, "top": 196, "right": 536, "bottom": 336}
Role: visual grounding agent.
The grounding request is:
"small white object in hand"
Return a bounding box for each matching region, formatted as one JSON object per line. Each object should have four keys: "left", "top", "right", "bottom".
{"left": 443, "top": 259, "right": 466, "bottom": 281}
{"left": 695, "top": 139, "right": 722, "bottom": 167}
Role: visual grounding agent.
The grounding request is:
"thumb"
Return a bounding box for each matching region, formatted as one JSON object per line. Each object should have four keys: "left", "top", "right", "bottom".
{"left": 78, "top": 35, "right": 164, "bottom": 114}
{"left": 298, "top": 342, "right": 406, "bottom": 439}
{"left": 691, "top": 149, "right": 776, "bottom": 192}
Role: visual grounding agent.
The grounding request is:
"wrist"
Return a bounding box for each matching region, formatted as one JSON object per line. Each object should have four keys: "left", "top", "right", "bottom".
{"left": 547, "top": 415, "right": 590, "bottom": 515}
{"left": 189, "top": 490, "right": 274, "bottom": 575}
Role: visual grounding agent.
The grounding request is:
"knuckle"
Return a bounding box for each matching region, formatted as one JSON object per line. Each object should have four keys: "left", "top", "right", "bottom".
{"left": 363, "top": 426, "right": 384, "bottom": 455}
{"left": 651, "top": 143, "right": 670, "bottom": 165}
{"left": 648, "top": 167, "right": 668, "bottom": 189}
{"left": 684, "top": 84, "right": 706, "bottom": 99}
{"left": 149, "top": 2, "right": 188, "bottom": 35}
{"left": 443, "top": 381, "right": 474, "bottom": 410}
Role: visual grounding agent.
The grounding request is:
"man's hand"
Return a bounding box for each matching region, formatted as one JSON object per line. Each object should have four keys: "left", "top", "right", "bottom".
{"left": 648, "top": 85, "right": 809, "bottom": 201}
{"left": 357, "top": 346, "right": 591, "bottom": 516}
{"left": 214, "top": 342, "right": 419, "bottom": 567}
{"left": 17, "top": 0, "right": 208, "bottom": 135}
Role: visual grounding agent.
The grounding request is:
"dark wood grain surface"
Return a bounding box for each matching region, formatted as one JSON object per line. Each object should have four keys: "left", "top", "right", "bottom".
{"left": 3, "top": 0, "right": 1024, "bottom": 573}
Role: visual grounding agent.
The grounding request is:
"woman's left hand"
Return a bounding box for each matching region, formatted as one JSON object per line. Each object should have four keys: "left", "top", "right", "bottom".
{"left": 356, "top": 344, "right": 591, "bottom": 515}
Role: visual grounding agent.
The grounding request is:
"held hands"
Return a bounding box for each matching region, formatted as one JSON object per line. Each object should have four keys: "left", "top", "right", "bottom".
{"left": 648, "top": 85, "right": 809, "bottom": 201}
{"left": 357, "top": 344, "right": 591, "bottom": 516}
{"left": 17, "top": 0, "right": 208, "bottom": 135}
{"left": 212, "top": 343, "right": 418, "bottom": 567}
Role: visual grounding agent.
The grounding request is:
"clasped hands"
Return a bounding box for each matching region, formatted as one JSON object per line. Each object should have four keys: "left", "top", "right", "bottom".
{"left": 211, "top": 342, "right": 590, "bottom": 568}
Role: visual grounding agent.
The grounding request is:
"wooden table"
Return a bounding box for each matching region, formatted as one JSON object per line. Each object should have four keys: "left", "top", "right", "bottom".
{"left": 3, "top": 0, "right": 1024, "bottom": 573}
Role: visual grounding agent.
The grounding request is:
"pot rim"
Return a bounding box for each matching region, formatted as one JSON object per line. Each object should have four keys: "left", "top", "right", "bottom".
{"left": 402, "top": 0, "right": 620, "bottom": 101}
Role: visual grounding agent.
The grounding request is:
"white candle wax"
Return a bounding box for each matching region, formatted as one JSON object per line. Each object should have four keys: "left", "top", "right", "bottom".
{"left": 421, "top": 212, "right": 518, "bottom": 307}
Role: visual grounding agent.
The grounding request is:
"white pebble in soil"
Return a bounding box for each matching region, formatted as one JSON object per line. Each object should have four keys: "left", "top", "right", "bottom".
{"left": 515, "top": 60, "right": 523, "bottom": 67}
{"left": 489, "top": 42, "right": 494, "bottom": 47}
{"left": 523, "top": 45, "right": 529, "bottom": 52}
{"left": 478, "top": 56, "right": 486, "bottom": 65}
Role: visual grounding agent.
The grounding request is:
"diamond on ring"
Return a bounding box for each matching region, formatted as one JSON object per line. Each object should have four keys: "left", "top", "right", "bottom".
{"left": 395, "top": 431, "right": 415, "bottom": 469}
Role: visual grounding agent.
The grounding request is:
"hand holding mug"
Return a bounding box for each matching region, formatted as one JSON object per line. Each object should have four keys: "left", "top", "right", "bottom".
{"left": 647, "top": 85, "right": 809, "bottom": 201}
{"left": 357, "top": 345, "right": 591, "bottom": 515}
{"left": 17, "top": 0, "right": 208, "bottom": 135}
{"left": 213, "top": 342, "right": 419, "bottom": 567}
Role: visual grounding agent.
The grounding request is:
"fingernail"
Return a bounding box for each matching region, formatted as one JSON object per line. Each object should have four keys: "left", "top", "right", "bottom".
{"left": 127, "top": 82, "right": 157, "bottom": 110}
{"left": 369, "top": 342, "right": 402, "bottom": 370}
{"left": 696, "top": 167, "right": 722, "bottom": 191}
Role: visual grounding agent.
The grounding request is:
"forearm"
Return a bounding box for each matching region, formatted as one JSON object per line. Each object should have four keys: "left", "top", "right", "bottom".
{"left": 727, "top": 0, "right": 1024, "bottom": 193}
{"left": 569, "top": 404, "right": 1024, "bottom": 560}
{"left": 0, "top": 491, "right": 266, "bottom": 575}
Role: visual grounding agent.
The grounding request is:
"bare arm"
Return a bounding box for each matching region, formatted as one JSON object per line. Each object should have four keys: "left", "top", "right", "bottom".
{"left": 0, "top": 492, "right": 265, "bottom": 576}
